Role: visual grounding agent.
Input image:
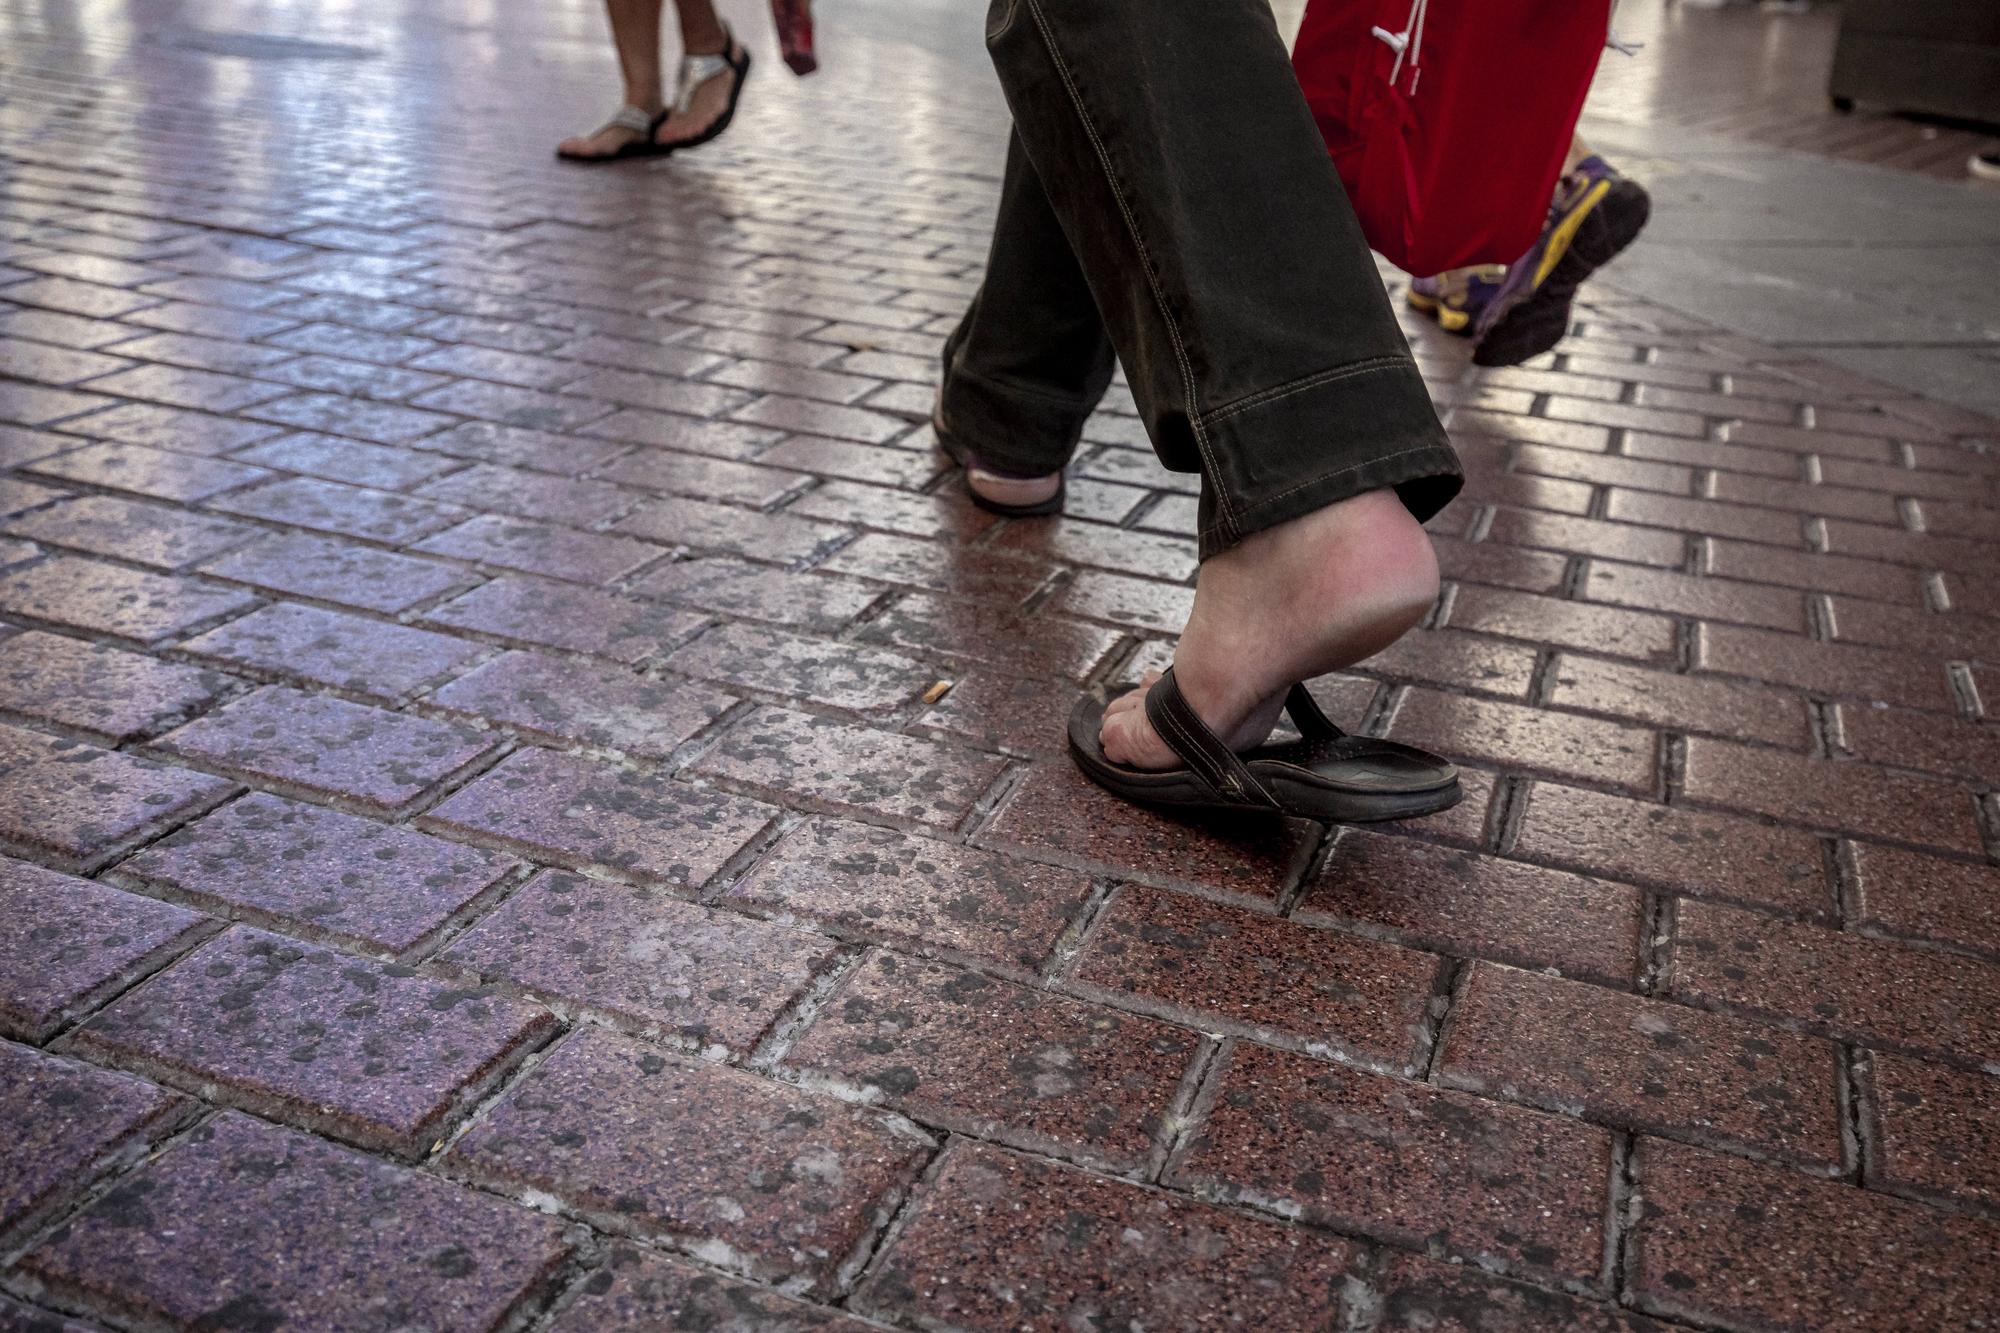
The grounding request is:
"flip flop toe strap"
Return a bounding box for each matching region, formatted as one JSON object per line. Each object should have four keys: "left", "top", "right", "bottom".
{"left": 1143, "top": 669, "right": 1283, "bottom": 810}
{"left": 607, "top": 104, "right": 657, "bottom": 135}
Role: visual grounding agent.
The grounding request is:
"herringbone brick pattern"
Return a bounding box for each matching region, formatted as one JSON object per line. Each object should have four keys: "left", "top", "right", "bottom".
{"left": 1, "top": 1, "right": 1996, "bottom": 1330}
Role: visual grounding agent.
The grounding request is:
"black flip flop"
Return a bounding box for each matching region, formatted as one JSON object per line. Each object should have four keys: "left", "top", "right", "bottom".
{"left": 657, "top": 38, "right": 753, "bottom": 156}
{"left": 1069, "top": 668, "right": 1461, "bottom": 823}
{"left": 932, "top": 414, "right": 1066, "bottom": 518}
{"left": 555, "top": 106, "right": 673, "bottom": 163}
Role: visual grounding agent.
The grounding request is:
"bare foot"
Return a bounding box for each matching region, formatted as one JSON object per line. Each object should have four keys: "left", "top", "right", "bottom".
{"left": 556, "top": 108, "right": 663, "bottom": 160}
{"left": 656, "top": 47, "right": 743, "bottom": 146}
{"left": 1100, "top": 488, "right": 1439, "bottom": 769}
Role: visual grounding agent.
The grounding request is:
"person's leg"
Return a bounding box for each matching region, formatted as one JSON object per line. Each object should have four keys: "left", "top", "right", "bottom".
{"left": 1408, "top": 265, "right": 1507, "bottom": 336}
{"left": 938, "top": 130, "right": 1117, "bottom": 509}
{"left": 557, "top": 0, "right": 668, "bottom": 159}
{"left": 655, "top": 0, "right": 749, "bottom": 147}
{"left": 1470, "top": 135, "right": 1651, "bottom": 366}
{"left": 982, "top": 0, "right": 1461, "bottom": 769}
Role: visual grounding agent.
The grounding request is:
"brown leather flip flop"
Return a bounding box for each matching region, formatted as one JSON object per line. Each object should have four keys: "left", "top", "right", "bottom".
{"left": 1068, "top": 667, "right": 1461, "bottom": 823}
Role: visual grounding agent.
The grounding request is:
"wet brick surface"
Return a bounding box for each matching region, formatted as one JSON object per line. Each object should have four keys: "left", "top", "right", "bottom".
{"left": 1632, "top": 1137, "right": 2000, "bottom": 1331}
{"left": 1437, "top": 963, "right": 1844, "bottom": 1167}
{"left": 785, "top": 949, "right": 1199, "bottom": 1171}
{"left": 857, "top": 1140, "right": 1353, "bottom": 1331}
{"left": 0, "top": 1042, "right": 190, "bottom": 1245}
{"left": 444, "top": 1027, "right": 928, "bottom": 1296}
{"left": 725, "top": 817, "right": 1091, "bottom": 977}
{"left": 0, "top": 722, "right": 234, "bottom": 870}
{"left": 547, "top": 1249, "right": 878, "bottom": 1332}
{"left": 1304, "top": 832, "right": 1646, "bottom": 986}
{"left": 153, "top": 685, "right": 495, "bottom": 814}
{"left": 438, "top": 869, "right": 840, "bottom": 1053}
{"left": 114, "top": 792, "right": 516, "bottom": 955}
{"left": 0, "top": 859, "right": 210, "bottom": 1042}
{"left": 1071, "top": 885, "right": 1438, "bottom": 1065}
{"left": 19, "top": 1113, "right": 572, "bottom": 1333}
{"left": 421, "top": 745, "right": 776, "bottom": 887}
{"left": 66, "top": 926, "right": 556, "bottom": 1154}
{"left": 3, "top": 2, "right": 1998, "bottom": 1321}
{"left": 0, "top": 631, "right": 234, "bottom": 743}
{"left": 1170, "top": 1042, "right": 1612, "bottom": 1283}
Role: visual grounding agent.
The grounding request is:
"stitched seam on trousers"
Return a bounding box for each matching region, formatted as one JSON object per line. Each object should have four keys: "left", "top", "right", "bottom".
{"left": 1204, "top": 355, "right": 1416, "bottom": 424}
{"left": 987, "top": 0, "right": 1020, "bottom": 41}
{"left": 1020, "top": 0, "right": 1238, "bottom": 541}
{"left": 1194, "top": 442, "right": 1455, "bottom": 546}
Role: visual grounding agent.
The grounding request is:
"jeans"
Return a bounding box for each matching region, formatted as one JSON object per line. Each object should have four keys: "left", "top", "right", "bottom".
{"left": 939, "top": 0, "right": 1462, "bottom": 560}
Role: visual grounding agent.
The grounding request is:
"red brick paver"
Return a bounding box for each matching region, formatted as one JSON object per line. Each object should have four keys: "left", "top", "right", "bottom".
{"left": 2, "top": 2, "right": 1997, "bottom": 1327}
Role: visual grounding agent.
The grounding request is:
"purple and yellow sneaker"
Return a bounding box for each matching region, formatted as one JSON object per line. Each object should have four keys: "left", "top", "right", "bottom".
{"left": 1470, "top": 156, "right": 1651, "bottom": 367}
{"left": 1405, "top": 267, "right": 1507, "bottom": 336}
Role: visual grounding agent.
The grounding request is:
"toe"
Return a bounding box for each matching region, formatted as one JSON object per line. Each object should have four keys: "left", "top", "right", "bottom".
{"left": 1099, "top": 680, "right": 1177, "bottom": 770}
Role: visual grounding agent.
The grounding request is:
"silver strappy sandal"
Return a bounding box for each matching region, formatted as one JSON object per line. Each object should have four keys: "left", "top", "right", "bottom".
{"left": 555, "top": 103, "right": 671, "bottom": 163}
{"left": 656, "top": 29, "right": 753, "bottom": 154}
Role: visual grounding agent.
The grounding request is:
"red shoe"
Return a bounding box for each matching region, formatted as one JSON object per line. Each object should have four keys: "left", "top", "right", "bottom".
{"left": 771, "top": 0, "right": 817, "bottom": 75}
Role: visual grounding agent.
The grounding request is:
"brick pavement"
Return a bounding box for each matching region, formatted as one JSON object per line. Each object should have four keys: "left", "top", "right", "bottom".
{"left": 2, "top": 2, "right": 1998, "bottom": 1330}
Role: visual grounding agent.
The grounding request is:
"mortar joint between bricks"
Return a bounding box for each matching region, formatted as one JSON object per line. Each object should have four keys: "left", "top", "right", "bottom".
{"left": 1897, "top": 496, "right": 1925, "bottom": 532}
{"left": 1923, "top": 572, "right": 1951, "bottom": 614}
{"left": 398, "top": 856, "right": 544, "bottom": 968}
{"left": 743, "top": 944, "right": 869, "bottom": 1074}
{"left": 422, "top": 1018, "right": 574, "bottom": 1167}
{"left": 1805, "top": 593, "right": 1835, "bottom": 643}
{"left": 1526, "top": 647, "right": 1565, "bottom": 709}
{"left": 493, "top": 1234, "right": 610, "bottom": 1333}
{"left": 1827, "top": 837, "right": 1861, "bottom": 926}
{"left": 1037, "top": 876, "right": 1121, "bottom": 987}
{"left": 1414, "top": 957, "right": 1472, "bottom": 1083}
{"left": 1660, "top": 732, "right": 1688, "bottom": 806}
{"left": 1485, "top": 775, "right": 1530, "bottom": 857}
{"left": 1145, "top": 1034, "right": 1228, "bottom": 1186}
{"left": 1603, "top": 1130, "right": 1642, "bottom": 1306}
{"left": 1637, "top": 893, "right": 1677, "bottom": 997}
{"left": 1837, "top": 1044, "right": 1874, "bottom": 1188}
{"left": 1558, "top": 553, "right": 1590, "bottom": 599}
{"left": 1975, "top": 793, "right": 2000, "bottom": 869}
{"left": 393, "top": 732, "right": 520, "bottom": 823}
{"left": 1420, "top": 581, "right": 1457, "bottom": 633}
{"left": 831, "top": 1130, "right": 956, "bottom": 1306}
{"left": 697, "top": 807, "right": 807, "bottom": 905}
{"left": 1334, "top": 1249, "right": 1388, "bottom": 1333}
{"left": 34, "top": 906, "right": 230, "bottom": 1051}
{"left": 954, "top": 758, "right": 1031, "bottom": 845}
{"left": 1018, "top": 565, "right": 1073, "bottom": 615}
{"left": 1807, "top": 698, "right": 1844, "bottom": 762}
{"left": 1463, "top": 503, "right": 1496, "bottom": 543}
{"left": 0, "top": 1287, "right": 102, "bottom": 1333}
{"left": 1356, "top": 678, "right": 1399, "bottom": 740}
{"left": 1947, "top": 663, "right": 1985, "bottom": 721}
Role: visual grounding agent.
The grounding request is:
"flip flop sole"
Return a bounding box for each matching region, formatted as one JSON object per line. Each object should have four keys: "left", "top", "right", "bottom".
{"left": 1473, "top": 180, "right": 1651, "bottom": 368}
{"left": 1067, "top": 690, "right": 1462, "bottom": 824}
{"left": 933, "top": 419, "right": 1066, "bottom": 518}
